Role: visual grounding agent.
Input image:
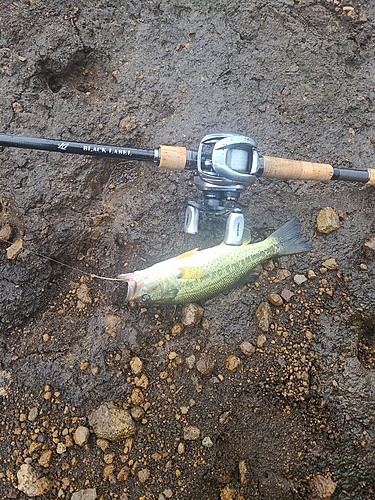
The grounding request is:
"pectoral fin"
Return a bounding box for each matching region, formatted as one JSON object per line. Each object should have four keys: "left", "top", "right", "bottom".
{"left": 236, "top": 267, "right": 260, "bottom": 286}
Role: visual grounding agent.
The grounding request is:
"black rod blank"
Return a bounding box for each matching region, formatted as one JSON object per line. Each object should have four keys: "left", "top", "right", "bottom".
{"left": 0, "top": 133, "right": 156, "bottom": 162}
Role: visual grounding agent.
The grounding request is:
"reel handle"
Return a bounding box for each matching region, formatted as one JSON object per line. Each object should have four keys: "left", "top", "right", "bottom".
{"left": 262, "top": 155, "right": 375, "bottom": 185}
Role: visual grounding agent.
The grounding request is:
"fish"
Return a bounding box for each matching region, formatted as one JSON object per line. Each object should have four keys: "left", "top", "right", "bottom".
{"left": 118, "top": 217, "right": 312, "bottom": 305}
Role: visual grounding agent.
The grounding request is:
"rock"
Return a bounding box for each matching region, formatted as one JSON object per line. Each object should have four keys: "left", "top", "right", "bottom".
{"left": 308, "top": 474, "right": 336, "bottom": 499}
{"left": 17, "top": 464, "right": 52, "bottom": 497}
{"left": 255, "top": 301, "right": 273, "bottom": 332}
{"left": 73, "top": 426, "right": 90, "bottom": 446}
{"left": 281, "top": 288, "right": 295, "bottom": 302}
{"left": 225, "top": 355, "right": 241, "bottom": 372}
{"left": 71, "top": 488, "right": 97, "bottom": 500}
{"left": 316, "top": 207, "right": 340, "bottom": 234}
{"left": 130, "top": 356, "right": 143, "bottom": 375}
{"left": 239, "top": 341, "right": 256, "bottom": 357}
{"left": 183, "top": 425, "right": 201, "bottom": 440}
{"left": 196, "top": 352, "right": 216, "bottom": 376}
{"left": 181, "top": 303, "right": 204, "bottom": 327}
{"left": 294, "top": 274, "right": 307, "bottom": 285}
{"left": 257, "top": 334, "right": 267, "bottom": 348}
{"left": 6, "top": 238, "right": 23, "bottom": 259}
{"left": 0, "top": 223, "right": 13, "bottom": 241}
{"left": 307, "top": 270, "right": 317, "bottom": 279}
{"left": 89, "top": 401, "right": 136, "bottom": 441}
{"left": 38, "top": 450, "right": 53, "bottom": 468}
{"left": 268, "top": 293, "right": 283, "bottom": 307}
{"left": 322, "top": 258, "right": 338, "bottom": 270}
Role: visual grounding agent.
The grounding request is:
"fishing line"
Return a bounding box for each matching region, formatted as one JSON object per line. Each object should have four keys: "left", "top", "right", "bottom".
{"left": 0, "top": 237, "right": 124, "bottom": 282}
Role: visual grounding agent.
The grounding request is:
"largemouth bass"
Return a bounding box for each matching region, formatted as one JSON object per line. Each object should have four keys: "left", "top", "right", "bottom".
{"left": 119, "top": 217, "right": 312, "bottom": 304}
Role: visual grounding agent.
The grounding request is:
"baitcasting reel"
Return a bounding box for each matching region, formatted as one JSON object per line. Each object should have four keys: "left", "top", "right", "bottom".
{"left": 184, "top": 132, "right": 260, "bottom": 244}
{"left": 0, "top": 130, "right": 374, "bottom": 245}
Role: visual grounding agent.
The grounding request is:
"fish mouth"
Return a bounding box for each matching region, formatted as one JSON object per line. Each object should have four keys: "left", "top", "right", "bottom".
{"left": 117, "top": 272, "right": 145, "bottom": 302}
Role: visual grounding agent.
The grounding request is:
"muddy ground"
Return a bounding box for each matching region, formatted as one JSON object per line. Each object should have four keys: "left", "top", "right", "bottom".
{"left": 1, "top": 0, "right": 375, "bottom": 499}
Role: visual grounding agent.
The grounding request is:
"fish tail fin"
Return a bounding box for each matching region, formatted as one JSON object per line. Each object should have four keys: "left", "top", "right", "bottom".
{"left": 268, "top": 217, "right": 313, "bottom": 256}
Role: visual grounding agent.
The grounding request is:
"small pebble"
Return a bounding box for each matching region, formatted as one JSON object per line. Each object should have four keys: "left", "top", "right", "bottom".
{"left": 76, "top": 283, "right": 92, "bottom": 304}
{"left": 6, "top": 238, "right": 23, "bottom": 260}
{"left": 96, "top": 438, "right": 110, "bottom": 451}
{"left": 281, "top": 288, "right": 294, "bottom": 302}
{"left": 28, "top": 407, "right": 38, "bottom": 422}
{"left": 225, "top": 355, "right": 241, "bottom": 372}
{"left": 196, "top": 353, "right": 216, "bottom": 376}
{"left": 322, "top": 258, "right": 338, "bottom": 270}
{"left": 255, "top": 301, "right": 273, "bottom": 332}
{"left": 275, "top": 268, "right": 291, "bottom": 281}
{"left": 181, "top": 303, "right": 204, "bottom": 327}
{"left": 202, "top": 436, "right": 213, "bottom": 448}
{"left": 185, "top": 355, "right": 196, "bottom": 370}
{"left": 294, "top": 274, "right": 307, "bottom": 285}
{"left": 239, "top": 341, "right": 255, "bottom": 357}
{"left": 130, "top": 406, "right": 145, "bottom": 421}
{"left": 257, "top": 334, "right": 267, "bottom": 348}
{"left": 130, "top": 388, "right": 144, "bottom": 405}
{"left": 363, "top": 237, "right": 375, "bottom": 252}
{"left": 220, "top": 485, "right": 236, "bottom": 500}
{"left": 267, "top": 293, "right": 283, "bottom": 307}
{"left": 73, "top": 426, "right": 90, "bottom": 446}
{"left": 38, "top": 450, "right": 53, "bottom": 468}
{"left": 183, "top": 426, "right": 200, "bottom": 440}
{"left": 0, "top": 223, "right": 13, "bottom": 241}
{"left": 138, "top": 468, "right": 150, "bottom": 484}
{"left": 316, "top": 207, "right": 340, "bottom": 234}
{"left": 56, "top": 442, "right": 66, "bottom": 454}
{"left": 130, "top": 356, "right": 143, "bottom": 375}
{"left": 307, "top": 270, "right": 317, "bottom": 279}
{"left": 177, "top": 442, "right": 185, "bottom": 454}
{"left": 239, "top": 459, "right": 249, "bottom": 486}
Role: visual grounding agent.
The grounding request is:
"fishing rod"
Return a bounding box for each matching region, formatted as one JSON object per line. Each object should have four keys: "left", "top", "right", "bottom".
{"left": 1, "top": 132, "right": 374, "bottom": 244}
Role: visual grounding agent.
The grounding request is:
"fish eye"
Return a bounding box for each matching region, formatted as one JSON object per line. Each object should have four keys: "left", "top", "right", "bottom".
{"left": 141, "top": 294, "right": 150, "bottom": 302}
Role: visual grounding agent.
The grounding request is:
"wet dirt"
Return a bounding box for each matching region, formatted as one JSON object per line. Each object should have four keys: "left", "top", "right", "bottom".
{"left": 1, "top": 0, "right": 375, "bottom": 499}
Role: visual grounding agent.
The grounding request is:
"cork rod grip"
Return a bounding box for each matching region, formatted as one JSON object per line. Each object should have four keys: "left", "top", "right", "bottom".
{"left": 367, "top": 169, "right": 375, "bottom": 185}
{"left": 159, "top": 145, "right": 187, "bottom": 170}
{"left": 262, "top": 155, "right": 334, "bottom": 181}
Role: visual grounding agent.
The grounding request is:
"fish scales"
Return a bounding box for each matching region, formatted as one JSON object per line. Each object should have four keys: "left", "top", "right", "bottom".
{"left": 118, "top": 218, "right": 312, "bottom": 304}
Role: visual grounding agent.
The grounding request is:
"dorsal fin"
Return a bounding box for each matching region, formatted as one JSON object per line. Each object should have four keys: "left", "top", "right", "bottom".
{"left": 176, "top": 248, "right": 199, "bottom": 259}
